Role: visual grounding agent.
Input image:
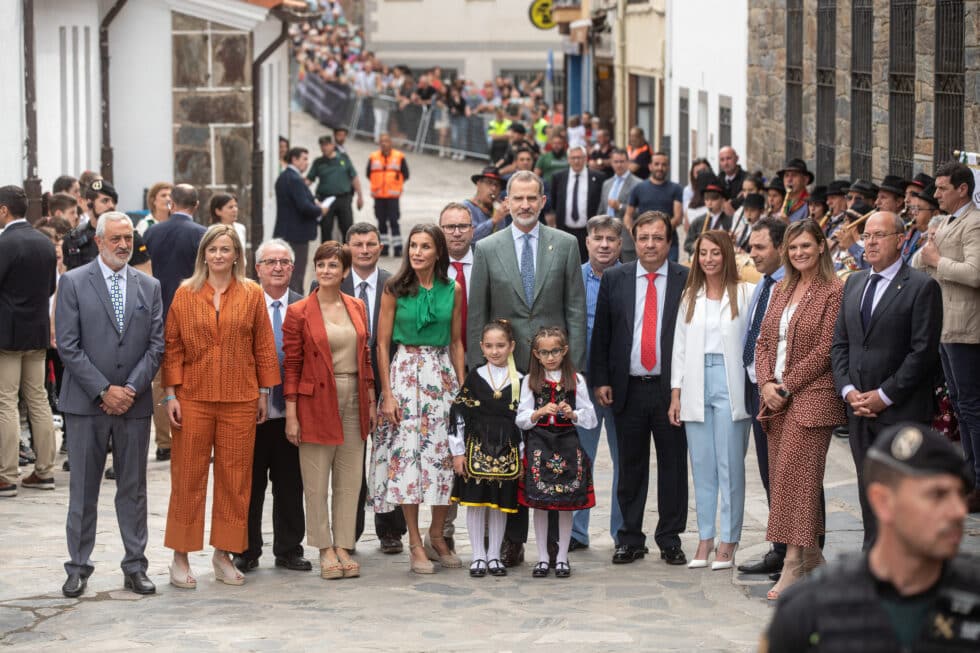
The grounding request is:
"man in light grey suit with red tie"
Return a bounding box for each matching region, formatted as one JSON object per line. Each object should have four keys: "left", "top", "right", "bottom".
{"left": 56, "top": 212, "right": 164, "bottom": 597}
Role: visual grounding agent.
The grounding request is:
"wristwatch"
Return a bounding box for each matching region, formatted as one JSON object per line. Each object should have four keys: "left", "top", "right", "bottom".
{"left": 259, "top": 387, "right": 271, "bottom": 395}
{"left": 98, "top": 385, "right": 110, "bottom": 400}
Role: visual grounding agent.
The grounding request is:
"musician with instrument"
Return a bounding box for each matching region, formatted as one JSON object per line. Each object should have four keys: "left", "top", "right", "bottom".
{"left": 903, "top": 173, "right": 934, "bottom": 224}
{"left": 731, "top": 193, "right": 766, "bottom": 253}
{"left": 684, "top": 172, "right": 731, "bottom": 256}
{"left": 847, "top": 179, "right": 879, "bottom": 210}
{"left": 875, "top": 175, "right": 908, "bottom": 216}
{"left": 829, "top": 200, "right": 875, "bottom": 276}
{"left": 765, "top": 177, "right": 786, "bottom": 221}
{"left": 806, "top": 186, "right": 830, "bottom": 229}
{"left": 822, "top": 180, "right": 852, "bottom": 238}
{"left": 775, "top": 159, "right": 813, "bottom": 223}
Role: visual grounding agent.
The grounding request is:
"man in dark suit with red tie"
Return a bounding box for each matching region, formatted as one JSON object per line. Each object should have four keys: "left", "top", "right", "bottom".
{"left": 590, "top": 210, "right": 689, "bottom": 565}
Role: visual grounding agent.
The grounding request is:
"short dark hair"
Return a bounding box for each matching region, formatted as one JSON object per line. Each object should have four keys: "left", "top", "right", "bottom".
{"left": 48, "top": 192, "right": 78, "bottom": 216}
{"left": 286, "top": 147, "right": 308, "bottom": 164}
{"left": 652, "top": 151, "right": 669, "bottom": 160}
{"left": 52, "top": 175, "right": 77, "bottom": 194}
{"left": 318, "top": 135, "right": 333, "bottom": 145}
{"left": 0, "top": 185, "right": 29, "bottom": 219}
{"left": 346, "top": 221, "right": 381, "bottom": 242}
{"left": 172, "top": 184, "right": 199, "bottom": 210}
{"left": 209, "top": 192, "right": 237, "bottom": 223}
{"left": 313, "top": 240, "right": 352, "bottom": 271}
{"left": 439, "top": 202, "right": 470, "bottom": 223}
{"left": 610, "top": 147, "right": 628, "bottom": 158}
{"left": 751, "top": 217, "right": 787, "bottom": 248}
{"left": 586, "top": 215, "right": 623, "bottom": 237}
{"left": 334, "top": 127, "right": 348, "bottom": 135}
{"left": 935, "top": 161, "right": 976, "bottom": 197}
{"left": 632, "top": 210, "right": 673, "bottom": 242}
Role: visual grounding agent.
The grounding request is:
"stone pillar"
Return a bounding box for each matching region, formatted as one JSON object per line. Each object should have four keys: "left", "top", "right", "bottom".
{"left": 746, "top": 0, "right": 786, "bottom": 175}
{"left": 965, "top": 1, "right": 980, "bottom": 155}
{"left": 914, "top": 2, "right": 935, "bottom": 174}
{"left": 836, "top": 0, "right": 854, "bottom": 179}
{"left": 871, "top": 0, "right": 889, "bottom": 181}
{"left": 802, "top": 0, "right": 818, "bottom": 166}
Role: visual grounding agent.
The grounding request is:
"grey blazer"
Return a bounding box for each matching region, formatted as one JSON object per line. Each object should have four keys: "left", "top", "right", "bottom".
{"left": 56, "top": 259, "right": 164, "bottom": 418}
{"left": 599, "top": 173, "right": 641, "bottom": 220}
{"left": 467, "top": 224, "right": 587, "bottom": 372}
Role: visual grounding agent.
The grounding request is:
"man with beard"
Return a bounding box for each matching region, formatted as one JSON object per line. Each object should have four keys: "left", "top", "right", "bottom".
{"left": 534, "top": 132, "right": 569, "bottom": 185}
{"left": 624, "top": 152, "right": 683, "bottom": 262}
{"left": 64, "top": 180, "right": 151, "bottom": 273}
{"left": 765, "top": 423, "right": 977, "bottom": 652}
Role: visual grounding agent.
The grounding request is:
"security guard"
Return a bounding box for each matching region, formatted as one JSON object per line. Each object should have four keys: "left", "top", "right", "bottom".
{"left": 63, "top": 180, "right": 150, "bottom": 271}
{"left": 763, "top": 423, "right": 979, "bottom": 652}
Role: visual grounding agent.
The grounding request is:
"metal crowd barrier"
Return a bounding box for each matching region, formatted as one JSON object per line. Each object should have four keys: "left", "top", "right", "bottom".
{"left": 295, "top": 75, "right": 493, "bottom": 161}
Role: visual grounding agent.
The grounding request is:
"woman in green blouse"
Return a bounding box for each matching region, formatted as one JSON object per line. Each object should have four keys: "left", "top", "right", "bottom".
{"left": 370, "top": 223, "right": 466, "bottom": 574}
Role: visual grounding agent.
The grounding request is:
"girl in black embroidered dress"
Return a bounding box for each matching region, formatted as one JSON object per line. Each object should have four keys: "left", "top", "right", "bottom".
{"left": 450, "top": 320, "right": 523, "bottom": 578}
{"left": 515, "top": 327, "right": 597, "bottom": 578}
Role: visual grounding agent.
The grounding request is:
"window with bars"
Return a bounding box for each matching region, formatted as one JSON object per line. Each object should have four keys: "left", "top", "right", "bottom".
{"left": 815, "top": 0, "right": 836, "bottom": 185}
{"left": 678, "top": 90, "right": 689, "bottom": 183}
{"left": 935, "top": 0, "right": 964, "bottom": 167}
{"left": 851, "top": 0, "right": 873, "bottom": 180}
{"left": 785, "top": 0, "right": 803, "bottom": 160}
{"left": 888, "top": 0, "right": 916, "bottom": 179}
{"left": 719, "top": 97, "right": 732, "bottom": 150}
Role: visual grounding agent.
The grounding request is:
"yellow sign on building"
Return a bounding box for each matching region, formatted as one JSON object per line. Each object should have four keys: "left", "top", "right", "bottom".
{"left": 529, "top": 0, "right": 555, "bottom": 30}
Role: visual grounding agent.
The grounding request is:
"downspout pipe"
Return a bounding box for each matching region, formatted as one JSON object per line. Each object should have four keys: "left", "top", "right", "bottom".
{"left": 23, "top": 0, "right": 42, "bottom": 223}
{"left": 99, "top": 0, "right": 128, "bottom": 180}
{"left": 251, "top": 15, "right": 289, "bottom": 268}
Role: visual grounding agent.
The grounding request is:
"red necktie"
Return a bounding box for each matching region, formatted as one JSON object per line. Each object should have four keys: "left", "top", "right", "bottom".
{"left": 641, "top": 272, "right": 658, "bottom": 370}
{"left": 452, "top": 261, "right": 467, "bottom": 352}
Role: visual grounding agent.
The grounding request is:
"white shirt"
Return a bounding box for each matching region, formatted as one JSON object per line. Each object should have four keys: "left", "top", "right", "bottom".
{"left": 564, "top": 169, "right": 589, "bottom": 229}
{"left": 350, "top": 267, "right": 380, "bottom": 333}
{"left": 449, "top": 249, "right": 473, "bottom": 301}
{"left": 707, "top": 212, "right": 724, "bottom": 230}
{"left": 264, "top": 289, "right": 289, "bottom": 420}
{"left": 511, "top": 223, "right": 540, "bottom": 276}
{"left": 703, "top": 298, "right": 724, "bottom": 354}
{"left": 630, "top": 259, "right": 669, "bottom": 376}
{"left": 97, "top": 255, "right": 127, "bottom": 308}
{"left": 515, "top": 371, "right": 598, "bottom": 430}
{"left": 448, "top": 363, "right": 523, "bottom": 455}
{"left": 774, "top": 304, "right": 797, "bottom": 384}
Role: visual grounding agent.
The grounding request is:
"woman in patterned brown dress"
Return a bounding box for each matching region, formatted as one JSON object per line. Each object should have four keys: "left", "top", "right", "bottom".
{"left": 755, "top": 219, "right": 846, "bottom": 600}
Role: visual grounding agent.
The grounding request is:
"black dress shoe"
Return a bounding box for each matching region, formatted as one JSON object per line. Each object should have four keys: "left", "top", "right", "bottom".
{"left": 62, "top": 459, "right": 70, "bottom": 472}
{"left": 612, "top": 545, "right": 646, "bottom": 564}
{"left": 123, "top": 571, "right": 156, "bottom": 594}
{"left": 660, "top": 546, "right": 687, "bottom": 565}
{"left": 737, "top": 549, "right": 785, "bottom": 574}
{"left": 500, "top": 539, "right": 525, "bottom": 568}
{"left": 379, "top": 536, "right": 403, "bottom": 554}
{"left": 233, "top": 555, "right": 259, "bottom": 573}
{"left": 104, "top": 466, "right": 116, "bottom": 480}
{"left": 156, "top": 448, "right": 171, "bottom": 462}
{"left": 62, "top": 573, "right": 87, "bottom": 598}
{"left": 532, "top": 561, "right": 550, "bottom": 578}
{"left": 275, "top": 554, "right": 313, "bottom": 571}
{"left": 568, "top": 538, "right": 589, "bottom": 552}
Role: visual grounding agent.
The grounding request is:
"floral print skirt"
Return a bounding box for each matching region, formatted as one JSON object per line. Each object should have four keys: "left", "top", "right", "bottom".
{"left": 369, "top": 345, "right": 459, "bottom": 512}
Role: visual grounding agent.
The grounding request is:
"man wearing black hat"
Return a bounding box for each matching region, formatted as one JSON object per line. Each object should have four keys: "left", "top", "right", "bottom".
{"left": 806, "top": 186, "right": 830, "bottom": 227}
{"left": 765, "top": 176, "right": 786, "bottom": 220}
{"left": 904, "top": 173, "right": 934, "bottom": 216}
{"left": 831, "top": 210, "right": 943, "bottom": 549}
{"left": 823, "top": 180, "right": 851, "bottom": 238}
{"left": 776, "top": 159, "right": 813, "bottom": 222}
{"left": 830, "top": 200, "right": 873, "bottom": 274}
{"left": 848, "top": 179, "right": 879, "bottom": 209}
{"left": 684, "top": 171, "right": 731, "bottom": 255}
{"left": 765, "top": 423, "right": 978, "bottom": 652}
{"left": 731, "top": 192, "right": 765, "bottom": 252}
{"left": 63, "top": 180, "right": 150, "bottom": 273}
{"left": 875, "top": 175, "right": 908, "bottom": 216}
{"left": 902, "top": 183, "right": 940, "bottom": 264}
{"left": 465, "top": 166, "right": 509, "bottom": 243}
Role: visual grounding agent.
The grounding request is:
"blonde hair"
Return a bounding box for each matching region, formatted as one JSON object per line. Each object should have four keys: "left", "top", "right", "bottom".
{"left": 183, "top": 223, "right": 246, "bottom": 291}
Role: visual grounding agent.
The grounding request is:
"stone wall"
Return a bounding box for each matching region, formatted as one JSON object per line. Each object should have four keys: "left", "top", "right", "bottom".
{"left": 747, "top": 0, "right": 980, "bottom": 180}
{"left": 172, "top": 12, "right": 252, "bottom": 227}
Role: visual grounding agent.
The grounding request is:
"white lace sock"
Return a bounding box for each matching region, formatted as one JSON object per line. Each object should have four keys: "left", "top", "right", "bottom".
{"left": 556, "top": 511, "right": 573, "bottom": 564}
{"left": 487, "top": 509, "right": 507, "bottom": 561}
{"left": 467, "top": 507, "right": 488, "bottom": 561}
{"left": 533, "top": 509, "right": 551, "bottom": 564}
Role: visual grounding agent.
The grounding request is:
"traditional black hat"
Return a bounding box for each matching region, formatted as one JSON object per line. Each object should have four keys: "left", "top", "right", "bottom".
{"left": 807, "top": 185, "right": 829, "bottom": 206}
{"left": 908, "top": 172, "right": 934, "bottom": 191}
{"left": 846, "top": 199, "right": 874, "bottom": 220}
{"left": 85, "top": 179, "right": 118, "bottom": 203}
{"left": 915, "top": 183, "right": 941, "bottom": 209}
{"left": 879, "top": 174, "right": 910, "bottom": 197}
{"left": 826, "top": 179, "right": 852, "bottom": 197}
{"left": 696, "top": 171, "right": 727, "bottom": 198}
{"left": 470, "top": 166, "right": 504, "bottom": 185}
{"left": 849, "top": 178, "right": 879, "bottom": 199}
{"left": 776, "top": 158, "right": 815, "bottom": 185}
{"left": 742, "top": 193, "right": 766, "bottom": 211}
{"left": 765, "top": 176, "right": 786, "bottom": 195}
{"left": 868, "top": 423, "right": 975, "bottom": 488}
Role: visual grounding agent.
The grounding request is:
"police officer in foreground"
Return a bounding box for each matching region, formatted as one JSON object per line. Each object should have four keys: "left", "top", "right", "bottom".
{"left": 763, "top": 423, "right": 978, "bottom": 652}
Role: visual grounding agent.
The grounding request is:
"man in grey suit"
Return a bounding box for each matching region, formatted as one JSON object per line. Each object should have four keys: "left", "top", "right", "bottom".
{"left": 56, "top": 212, "right": 164, "bottom": 597}
{"left": 468, "top": 170, "right": 588, "bottom": 565}
{"left": 598, "top": 148, "right": 641, "bottom": 262}
{"left": 832, "top": 210, "right": 943, "bottom": 549}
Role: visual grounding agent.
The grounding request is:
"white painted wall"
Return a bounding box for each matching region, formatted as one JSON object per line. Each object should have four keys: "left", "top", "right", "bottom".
{"left": 664, "top": 0, "right": 748, "bottom": 182}
{"left": 255, "top": 16, "right": 290, "bottom": 242}
{"left": 0, "top": 2, "right": 26, "bottom": 187}
{"left": 110, "top": 0, "right": 173, "bottom": 211}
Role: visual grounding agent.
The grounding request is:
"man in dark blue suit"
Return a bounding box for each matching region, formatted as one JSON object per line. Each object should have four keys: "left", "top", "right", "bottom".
{"left": 590, "top": 210, "right": 689, "bottom": 566}
{"left": 274, "top": 147, "right": 329, "bottom": 293}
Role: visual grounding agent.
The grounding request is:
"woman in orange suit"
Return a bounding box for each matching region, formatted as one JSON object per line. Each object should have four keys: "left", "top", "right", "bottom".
{"left": 283, "top": 241, "right": 376, "bottom": 580}
{"left": 161, "top": 224, "right": 280, "bottom": 588}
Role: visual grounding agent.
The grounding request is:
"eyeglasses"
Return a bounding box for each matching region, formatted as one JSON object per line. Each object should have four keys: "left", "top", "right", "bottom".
{"left": 258, "top": 258, "right": 294, "bottom": 267}
{"left": 859, "top": 232, "right": 903, "bottom": 241}
{"left": 441, "top": 223, "right": 472, "bottom": 233}
{"left": 535, "top": 347, "right": 566, "bottom": 358}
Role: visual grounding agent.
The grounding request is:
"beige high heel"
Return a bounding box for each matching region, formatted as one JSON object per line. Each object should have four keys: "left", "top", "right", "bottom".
{"left": 802, "top": 547, "right": 826, "bottom": 575}
{"left": 767, "top": 557, "right": 804, "bottom": 601}
{"left": 169, "top": 564, "right": 197, "bottom": 589}
{"left": 428, "top": 532, "right": 462, "bottom": 569}
{"left": 409, "top": 544, "right": 435, "bottom": 574}
{"left": 212, "top": 551, "right": 245, "bottom": 586}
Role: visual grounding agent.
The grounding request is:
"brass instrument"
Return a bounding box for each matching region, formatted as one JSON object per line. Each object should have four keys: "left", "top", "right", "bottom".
{"left": 736, "top": 252, "right": 761, "bottom": 283}
{"left": 831, "top": 208, "right": 876, "bottom": 279}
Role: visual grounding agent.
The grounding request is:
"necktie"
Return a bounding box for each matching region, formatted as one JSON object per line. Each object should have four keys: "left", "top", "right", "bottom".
{"left": 607, "top": 176, "right": 623, "bottom": 216}
{"left": 861, "top": 273, "right": 882, "bottom": 331}
{"left": 451, "top": 261, "right": 467, "bottom": 352}
{"left": 271, "top": 300, "right": 285, "bottom": 412}
{"left": 358, "top": 281, "right": 371, "bottom": 336}
{"left": 570, "top": 173, "right": 581, "bottom": 226}
{"left": 521, "top": 234, "right": 535, "bottom": 306}
{"left": 640, "top": 273, "right": 658, "bottom": 370}
{"left": 742, "top": 275, "right": 775, "bottom": 367}
{"left": 109, "top": 273, "right": 124, "bottom": 332}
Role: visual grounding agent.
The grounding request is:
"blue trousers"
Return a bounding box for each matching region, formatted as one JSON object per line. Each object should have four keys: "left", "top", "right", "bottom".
{"left": 684, "top": 354, "right": 750, "bottom": 542}
{"left": 942, "top": 343, "right": 980, "bottom": 483}
{"left": 573, "top": 386, "right": 622, "bottom": 546}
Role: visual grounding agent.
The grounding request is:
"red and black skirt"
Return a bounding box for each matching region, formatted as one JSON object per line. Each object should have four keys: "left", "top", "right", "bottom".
{"left": 518, "top": 426, "right": 595, "bottom": 511}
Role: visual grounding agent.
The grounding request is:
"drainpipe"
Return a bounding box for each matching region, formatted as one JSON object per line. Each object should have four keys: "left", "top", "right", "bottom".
{"left": 99, "top": 0, "right": 127, "bottom": 180}
{"left": 22, "top": 0, "right": 42, "bottom": 223}
{"left": 614, "top": 0, "right": 626, "bottom": 147}
{"left": 251, "top": 15, "right": 289, "bottom": 266}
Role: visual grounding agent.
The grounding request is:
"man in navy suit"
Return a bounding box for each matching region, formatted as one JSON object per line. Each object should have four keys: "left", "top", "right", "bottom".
{"left": 590, "top": 210, "right": 689, "bottom": 566}
{"left": 274, "top": 147, "right": 329, "bottom": 293}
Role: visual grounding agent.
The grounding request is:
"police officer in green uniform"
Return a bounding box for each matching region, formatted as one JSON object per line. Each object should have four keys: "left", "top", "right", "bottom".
{"left": 764, "top": 423, "right": 979, "bottom": 652}
{"left": 307, "top": 134, "right": 364, "bottom": 243}
{"left": 63, "top": 180, "right": 150, "bottom": 272}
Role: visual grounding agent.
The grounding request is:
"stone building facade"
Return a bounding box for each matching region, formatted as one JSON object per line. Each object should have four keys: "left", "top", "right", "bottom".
{"left": 747, "top": 0, "right": 979, "bottom": 183}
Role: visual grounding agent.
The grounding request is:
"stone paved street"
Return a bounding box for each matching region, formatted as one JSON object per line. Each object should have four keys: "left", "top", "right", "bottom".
{"left": 1, "top": 112, "right": 978, "bottom": 652}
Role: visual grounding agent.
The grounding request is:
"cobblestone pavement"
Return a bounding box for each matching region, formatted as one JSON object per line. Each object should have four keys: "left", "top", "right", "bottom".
{"left": 2, "top": 112, "right": 978, "bottom": 652}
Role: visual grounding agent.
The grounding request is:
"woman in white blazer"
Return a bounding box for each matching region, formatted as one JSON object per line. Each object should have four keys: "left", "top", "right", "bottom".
{"left": 668, "top": 230, "right": 755, "bottom": 570}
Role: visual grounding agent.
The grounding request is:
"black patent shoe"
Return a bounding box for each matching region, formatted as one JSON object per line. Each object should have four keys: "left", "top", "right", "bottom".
{"left": 469, "top": 559, "right": 488, "bottom": 578}
{"left": 532, "top": 561, "right": 550, "bottom": 578}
